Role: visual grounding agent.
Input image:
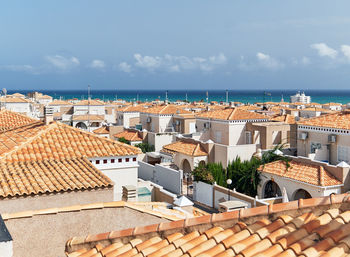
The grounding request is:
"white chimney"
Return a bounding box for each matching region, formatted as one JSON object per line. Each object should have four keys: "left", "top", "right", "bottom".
{"left": 44, "top": 106, "right": 54, "bottom": 125}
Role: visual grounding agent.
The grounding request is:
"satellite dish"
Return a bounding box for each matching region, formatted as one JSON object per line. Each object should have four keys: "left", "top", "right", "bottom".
{"left": 2, "top": 88, "right": 7, "bottom": 95}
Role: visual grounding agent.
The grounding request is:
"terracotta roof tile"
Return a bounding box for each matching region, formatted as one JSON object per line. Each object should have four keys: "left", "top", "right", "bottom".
{"left": 162, "top": 141, "right": 208, "bottom": 157}
{"left": 114, "top": 130, "right": 143, "bottom": 142}
{"left": 298, "top": 111, "right": 350, "bottom": 130}
{"left": 196, "top": 107, "right": 268, "bottom": 121}
{"left": 49, "top": 99, "right": 72, "bottom": 106}
{"left": 0, "top": 157, "right": 112, "bottom": 198}
{"left": 92, "top": 126, "right": 109, "bottom": 134}
{"left": 0, "top": 110, "right": 38, "bottom": 132}
{"left": 258, "top": 160, "right": 342, "bottom": 186}
{"left": 142, "top": 105, "right": 192, "bottom": 115}
{"left": 75, "top": 100, "right": 104, "bottom": 106}
{"left": 66, "top": 194, "right": 350, "bottom": 257}
{"left": 72, "top": 115, "right": 104, "bottom": 121}
{"left": 0, "top": 122, "right": 141, "bottom": 163}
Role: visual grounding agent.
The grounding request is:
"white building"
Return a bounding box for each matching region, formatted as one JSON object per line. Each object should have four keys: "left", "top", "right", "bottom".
{"left": 290, "top": 91, "right": 311, "bottom": 104}
{"left": 258, "top": 156, "right": 345, "bottom": 201}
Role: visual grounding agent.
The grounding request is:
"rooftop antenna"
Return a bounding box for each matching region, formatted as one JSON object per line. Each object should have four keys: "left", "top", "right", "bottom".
{"left": 185, "top": 92, "right": 188, "bottom": 102}
{"left": 206, "top": 91, "right": 209, "bottom": 104}
{"left": 226, "top": 89, "right": 229, "bottom": 104}
{"left": 165, "top": 90, "right": 168, "bottom": 104}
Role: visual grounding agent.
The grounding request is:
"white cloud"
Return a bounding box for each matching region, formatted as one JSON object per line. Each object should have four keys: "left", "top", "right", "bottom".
{"left": 119, "top": 62, "right": 132, "bottom": 73}
{"left": 341, "top": 45, "right": 350, "bottom": 60}
{"left": 89, "top": 59, "right": 105, "bottom": 69}
{"left": 256, "top": 52, "right": 284, "bottom": 69}
{"left": 132, "top": 53, "right": 227, "bottom": 72}
{"left": 45, "top": 55, "right": 80, "bottom": 70}
{"left": 0, "top": 65, "right": 36, "bottom": 73}
{"left": 310, "top": 43, "right": 338, "bottom": 59}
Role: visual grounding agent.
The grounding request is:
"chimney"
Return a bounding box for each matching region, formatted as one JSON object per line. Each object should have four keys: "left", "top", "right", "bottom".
{"left": 44, "top": 106, "right": 54, "bottom": 125}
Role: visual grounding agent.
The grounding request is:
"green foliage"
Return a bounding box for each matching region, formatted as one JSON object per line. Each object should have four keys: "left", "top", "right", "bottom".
{"left": 192, "top": 144, "right": 290, "bottom": 197}
{"left": 118, "top": 137, "right": 130, "bottom": 145}
{"left": 192, "top": 162, "right": 215, "bottom": 184}
{"left": 135, "top": 142, "right": 155, "bottom": 153}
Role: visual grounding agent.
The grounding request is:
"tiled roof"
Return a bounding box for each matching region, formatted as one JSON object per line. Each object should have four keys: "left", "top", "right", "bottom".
{"left": 49, "top": 100, "right": 72, "bottom": 106}
{"left": 10, "top": 93, "right": 25, "bottom": 97}
{"left": 142, "top": 105, "right": 192, "bottom": 115}
{"left": 302, "top": 107, "right": 329, "bottom": 112}
{"left": 259, "top": 160, "right": 342, "bottom": 186}
{"left": 75, "top": 100, "right": 104, "bottom": 106}
{"left": 93, "top": 126, "right": 109, "bottom": 134}
{"left": 162, "top": 141, "right": 208, "bottom": 157}
{"left": 0, "top": 122, "right": 141, "bottom": 163}
{"left": 114, "top": 130, "right": 143, "bottom": 142}
{"left": 0, "top": 110, "right": 38, "bottom": 132}
{"left": 0, "top": 157, "right": 112, "bottom": 198}
{"left": 72, "top": 115, "right": 104, "bottom": 121}
{"left": 0, "top": 97, "right": 31, "bottom": 103}
{"left": 196, "top": 107, "right": 268, "bottom": 121}
{"left": 118, "top": 105, "right": 148, "bottom": 112}
{"left": 298, "top": 111, "right": 350, "bottom": 130}
{"left": 272, "top": 114, "right": 296, "bottom": 124}
{"left": 66, "top": 193, "right": 350, "bottom": 257}
{"left": 37, "top": 94, "right": 53, "bottom": 99}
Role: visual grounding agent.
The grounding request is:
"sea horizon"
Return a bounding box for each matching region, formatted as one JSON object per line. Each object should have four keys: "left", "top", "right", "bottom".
{"left": 6, "top": 89, "right": 350, "bottom": 104}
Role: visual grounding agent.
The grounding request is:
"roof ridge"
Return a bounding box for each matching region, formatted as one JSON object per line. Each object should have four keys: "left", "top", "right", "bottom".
{"left": 0, "top": 122, "right": 56, "bottom": 162}
{"left": 193, "top": 144, "right": 200, "bottom": 156}
{"left": 319, "top": 166, "right": 325, "bottom": 186}
{"left": 227, "top": 108, "right": 237, "bottom": 120}
{"left": 59, "top": 123, "right": 141, "bottom": 154}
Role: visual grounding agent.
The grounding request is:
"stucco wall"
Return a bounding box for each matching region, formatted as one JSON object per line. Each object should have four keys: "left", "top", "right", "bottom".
{"left": 0, "top": 188, "right": 113, "bottom": 213}
{"left": 147, "top": 132, "right": 175, "bottom": 152}
{"left": 297, "top": 129, "right": 350, "bottom": 165}
{"left": 5, "top": 207, "right": 168, "bottom": 257}
{"left": 138, "top": 161, "right": 183, "bottom": 194}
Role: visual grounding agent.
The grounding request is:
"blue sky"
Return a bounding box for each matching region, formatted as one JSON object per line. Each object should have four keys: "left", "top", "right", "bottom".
{"left": 1, "top": 1, "right": 350, "bottom": 90}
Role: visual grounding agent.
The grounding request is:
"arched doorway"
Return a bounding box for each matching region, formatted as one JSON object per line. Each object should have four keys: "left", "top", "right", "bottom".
{"left": 198, "top": 160, "right": 206, "bottom": 167}
{"left": 264, "top": 180, "right": 282, "bottom": 198}
{"left": 293, "top": 189, "right": 312, "bottom": 200}
{"left": 76, "top": 122, "right": 88, "bottom": 130}
{"left": 182, "top": 159, "right": 192, "bottom": 174}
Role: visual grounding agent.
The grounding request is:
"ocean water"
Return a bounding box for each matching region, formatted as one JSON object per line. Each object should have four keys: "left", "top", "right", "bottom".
{"left": 7, "top": 90, "right": 350, "bottom": 104}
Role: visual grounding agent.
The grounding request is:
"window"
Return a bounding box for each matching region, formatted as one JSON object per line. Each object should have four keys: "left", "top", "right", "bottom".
{"left": 111, "top": 159, "right": 115, "bottom": 163}
{"left": 118, "top": 158, "right": 122, "bottom": 163}
{"left": 103, "top": 160, "right": 107, "bottom": 164}
{"left": 96, "top": 160, "right": 100, "bottom": 164}
{"left": 133, "top": 157, "right": 136, "bottom": 162}
{"left": 126, "top": 158, "right": 129, "bottom": 162}
{"left": 310, "top": 142, "right": 322, "bottom": 154}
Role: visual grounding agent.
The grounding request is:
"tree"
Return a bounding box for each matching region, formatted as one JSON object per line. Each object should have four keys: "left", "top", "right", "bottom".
{"left": 118, "top": 137, "right": 130, "bottom": 145}
{"left": 192, "top": 144, "right": 290, "bottom": 197}
{"left": 135, "top": 142, "right": 155, "bottom": 153}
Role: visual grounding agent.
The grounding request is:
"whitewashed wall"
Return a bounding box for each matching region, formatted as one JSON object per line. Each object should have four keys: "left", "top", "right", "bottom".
{"left": 0, "top": 241, "right": 12, "bottom": 257}
{"left": 193, "top": 181, "right": 213, "bottom": 207}
{"left": 138, "top": 161, "right": 183, "bottom": 194}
